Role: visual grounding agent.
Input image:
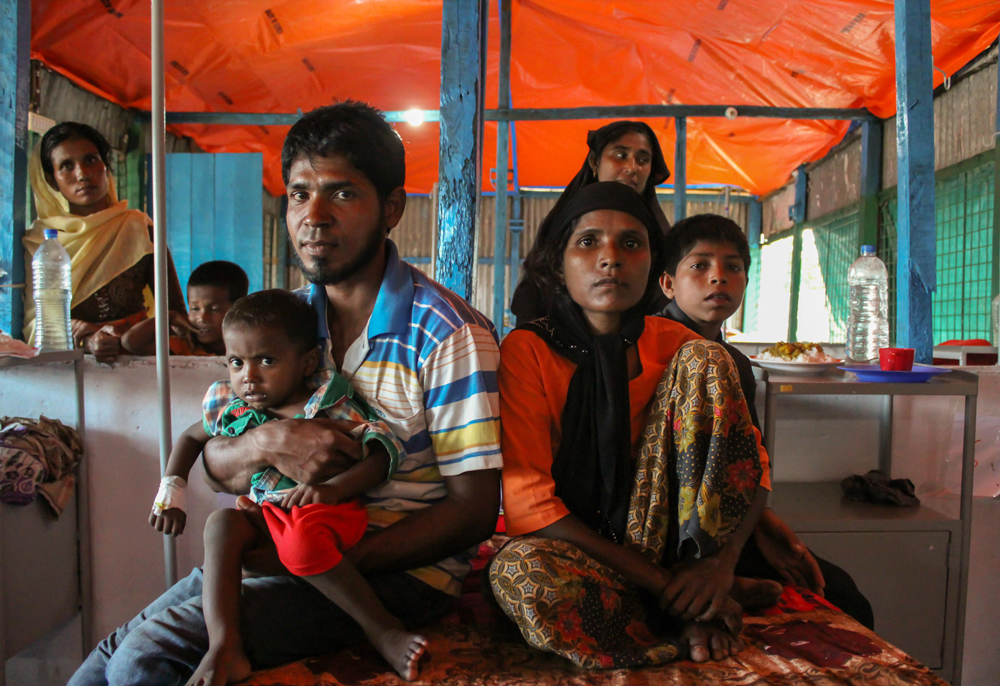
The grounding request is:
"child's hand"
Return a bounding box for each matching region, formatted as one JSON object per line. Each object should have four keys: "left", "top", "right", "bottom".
{"left": 660, "top": 551, "right": 737, "bottom": 622}
{"left": 149, "top": 507, "right": 187, "bottom": 536}
{"left": 280, "top": 483, "right": 347, "bottom": 509}
{"left": 168, "top": 311, "right": 198, "bottom": 339}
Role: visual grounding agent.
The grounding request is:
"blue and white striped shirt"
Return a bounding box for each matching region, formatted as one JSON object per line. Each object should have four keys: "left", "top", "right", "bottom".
{"left": 298, "top": 240, "right": 502, "bottom": 595}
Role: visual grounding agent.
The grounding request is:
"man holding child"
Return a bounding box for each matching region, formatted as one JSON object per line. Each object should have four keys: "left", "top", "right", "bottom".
{"left": 69, "top": 101, "right": 503, "bottom": 686}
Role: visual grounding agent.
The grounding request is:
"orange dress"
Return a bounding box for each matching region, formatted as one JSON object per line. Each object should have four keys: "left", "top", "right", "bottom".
{"left": 498, "top": 316, "right": 771, "bottom": 537}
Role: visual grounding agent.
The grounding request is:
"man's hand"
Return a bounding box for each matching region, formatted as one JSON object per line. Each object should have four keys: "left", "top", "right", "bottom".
{"left": 279, "top": 483, "right": 348, "bottom": 509}
{"left": 203, "top": 417, "right": 362, "bottom": 494}
{"left": 661, "top": 549, "right": 738, "bottom": 621}
{"left": 753, "top": 509, "right": 825, "bottom": 595}
{"left": 149, "top": 507, "right": 187, "bottom": 536}
{"left": 250, "top": 417, "right": 362, "bottom": 484}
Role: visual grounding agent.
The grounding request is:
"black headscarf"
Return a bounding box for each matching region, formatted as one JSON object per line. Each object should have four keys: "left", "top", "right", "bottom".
{"left": 511, "top": 120, "right": 671, "bottom": 322}
{"left": 518, "top": 181, "right": 665, "bottom": 543}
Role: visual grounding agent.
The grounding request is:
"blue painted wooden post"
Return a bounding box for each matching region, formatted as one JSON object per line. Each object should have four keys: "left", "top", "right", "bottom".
{"left": 0, "top": 0, "right": 30, "bottom": 337}
{"left": 674, "top": 117, "right": 687, "bottom": 223}
{"left": 436, "top": 0, "right": 487, "bottom": 301}
{"left": 492, "top": 0, "right": 511, "bottom": 330}
{"left": 859, "top": 120, "right": 883, "bottom": 248}
{"left": 792, "top": 164, "right": 808, "bottom": 224}
{"left": 894, "top": 0, "right": 936, "bottom": 364}
{"left": 748, "top": 198, "right": 762, "bottom": 247}
{"left": 787, "top": 166, "right": 807, "bottom": 342}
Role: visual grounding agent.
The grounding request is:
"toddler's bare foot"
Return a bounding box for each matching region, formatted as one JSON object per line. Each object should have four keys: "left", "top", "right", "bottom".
{"left": 730, "top": 576, "right": 783, "bottom": 610}
{"left": 372, "top": 628, "right": 428, "bottom": 681}
{"left": 186, "top": 642, "right": 252, "bottom": 686}
{"left": 682, "top": 620, "right": 743, "bottom": 663}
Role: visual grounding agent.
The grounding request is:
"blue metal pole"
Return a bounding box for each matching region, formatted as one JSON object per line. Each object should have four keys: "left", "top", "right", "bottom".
{"left": 0, "top": 0, "right": 30, "bottom": 338}
{"left": 859, "top": 119, "right": 884, "bottom": 248}
{"left": 492, "top": 0, "right": 511, "bottom": 331}
{"left": 894, "top": 0, "right": 936, "bottom": 364}
{"left": 674, "top": 117, "right": 687, "bottom": 223}
{"left": 435, "top": 0, "right": 487, "bottom": 301}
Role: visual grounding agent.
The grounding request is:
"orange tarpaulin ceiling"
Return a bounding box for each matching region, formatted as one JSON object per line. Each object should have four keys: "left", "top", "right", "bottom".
{"left": 32, "top": 1, "right": 1000, "bottom": 197}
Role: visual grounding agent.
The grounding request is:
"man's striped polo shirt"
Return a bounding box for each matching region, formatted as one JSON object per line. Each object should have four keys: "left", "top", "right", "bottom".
{"left": 298, "top": 239, "right": 502, "bottom": 596}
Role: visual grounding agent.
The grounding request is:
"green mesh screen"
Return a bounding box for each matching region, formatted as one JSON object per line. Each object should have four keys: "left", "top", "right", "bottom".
{"left": 795, "top": 208, "right": 860, "bottom": 343}
{"left": 878, "top": 157, "right": 995, "bottom": 345}
{"left": 934, "top": 161, "right": 994, "bottom": 342}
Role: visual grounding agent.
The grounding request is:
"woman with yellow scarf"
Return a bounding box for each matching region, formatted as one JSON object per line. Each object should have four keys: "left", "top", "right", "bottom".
{"left": 23, "top": 122, "right": 186, "bottom": 363}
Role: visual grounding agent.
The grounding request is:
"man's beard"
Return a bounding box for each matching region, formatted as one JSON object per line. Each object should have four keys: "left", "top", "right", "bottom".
{"left": 291, "top": 229, "right": 385, "bottom": 286}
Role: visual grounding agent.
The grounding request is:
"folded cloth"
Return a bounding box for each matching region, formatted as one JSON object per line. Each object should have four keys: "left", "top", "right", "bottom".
{"left": 841, "top": 469, "right": 920, "bottom": 507}
{"left": 0, "top": 330, "right": 38, "bottom": 359}
{"left": 0, "top": 416, "right": 82, "bottom": 516}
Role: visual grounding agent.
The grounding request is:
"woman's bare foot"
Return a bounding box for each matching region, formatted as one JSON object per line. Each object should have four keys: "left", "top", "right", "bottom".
{"left": 682, "top": 620, "right": 744, "bottom": 663}
{"left": 186, "top": 642, "right": 252, "bottom": 686}
{"left": 371, "top": 628, "right": 428, "bottom": 681}
{"left": 730, "top": 576, "right": 782, "bottom": 610}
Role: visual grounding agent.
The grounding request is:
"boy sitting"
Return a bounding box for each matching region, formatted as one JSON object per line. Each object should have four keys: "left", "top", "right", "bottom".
{"left": 659, "top": 213, "right": 874, "bottom": 630}
{"left": 148, "top": 289, "right": 427, "bottom": 684}
{"left": 123, "top": 260, "right": 248, "bottom": 356}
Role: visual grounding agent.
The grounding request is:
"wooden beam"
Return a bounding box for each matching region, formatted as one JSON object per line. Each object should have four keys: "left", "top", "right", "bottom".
{"left": 434, "top": 0, "right": 487, "bottom": 301}
{"left": 894, "top": 0, "right": 936, "bottom": 365}
{"left": 486, "top": 104, "right": 879, "bottom": 122}
{"left": 0, "top": 0, "right": 30, "bottom": 338}
{"left": 146, "top": 105, "right": 878, "bottom": 126}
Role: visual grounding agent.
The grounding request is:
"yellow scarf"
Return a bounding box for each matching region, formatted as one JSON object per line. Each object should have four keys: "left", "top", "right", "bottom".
{"left": 22, "top": 146, "right": 154, "bottom": 344}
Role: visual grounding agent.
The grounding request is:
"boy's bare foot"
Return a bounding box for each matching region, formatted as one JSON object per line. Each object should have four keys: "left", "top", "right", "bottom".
{"left": 730, "top": 576, "right": 783, "bottom": 610}
{"left": 371, "top": 628, "right": 428, "bottom": 681}
{"left": 682, "top": 620, "right": 744, "bottom": 663}
{"left": 186, "top": 642, "right": 252, "bottom": 686}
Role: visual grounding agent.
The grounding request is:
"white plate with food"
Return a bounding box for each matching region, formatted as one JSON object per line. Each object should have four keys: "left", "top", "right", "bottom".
{"left": 750, "top": 342, "right": 842, "bottom": 376}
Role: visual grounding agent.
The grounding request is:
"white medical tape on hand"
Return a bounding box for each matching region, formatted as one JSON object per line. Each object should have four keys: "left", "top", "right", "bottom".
{"left": 152, "top": 476, "right": 188, "bottom": 515}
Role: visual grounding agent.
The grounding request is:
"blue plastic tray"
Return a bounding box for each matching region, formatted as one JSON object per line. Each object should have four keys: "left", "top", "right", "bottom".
{"left": 836, "top": 364, "right": 952, "bottom": 383}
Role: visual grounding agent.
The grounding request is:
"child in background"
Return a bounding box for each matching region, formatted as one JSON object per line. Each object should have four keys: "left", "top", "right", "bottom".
{"left": 658, "top": 214, "right": 875, "bottom": 630}
{"left": 148, "top": 289, "right": 427, "bottom": 684}
{"left": 122, "top": 260, "right": 248, "bottom": 356}
{"left": 656, "top": 214, "right": 760, "bottom": 427}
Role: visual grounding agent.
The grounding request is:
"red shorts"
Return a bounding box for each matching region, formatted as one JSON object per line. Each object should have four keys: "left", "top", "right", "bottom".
{"left": 261, "top": 500, "right": 368, "bottom": 576}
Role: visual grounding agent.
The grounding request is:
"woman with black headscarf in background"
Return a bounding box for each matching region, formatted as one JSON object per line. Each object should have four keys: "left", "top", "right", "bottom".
{"left": 510, "top": 121, "right": 672, "bottom": 323}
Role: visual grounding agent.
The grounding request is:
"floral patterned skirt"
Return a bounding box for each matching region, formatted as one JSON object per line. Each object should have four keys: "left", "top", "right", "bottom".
{"left": 489, "top": 340, "right": 764, "bottom": 668}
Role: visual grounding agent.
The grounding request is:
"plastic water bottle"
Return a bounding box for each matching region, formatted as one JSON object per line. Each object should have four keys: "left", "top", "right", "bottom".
{"left": 32, "top": 229, "right": 73, "bottom": 351}
{"left": 846, "top": 245, "right": 889, "bottom": 363}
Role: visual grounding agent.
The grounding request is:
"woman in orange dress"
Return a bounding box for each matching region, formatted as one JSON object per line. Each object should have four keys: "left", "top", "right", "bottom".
{"left": 490, "top": 182, "right": 770, "bottom": 668}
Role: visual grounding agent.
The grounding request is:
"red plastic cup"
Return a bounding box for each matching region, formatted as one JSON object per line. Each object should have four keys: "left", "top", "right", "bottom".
{"left": 879, "top": 347, "right": 915, "bottom": 371}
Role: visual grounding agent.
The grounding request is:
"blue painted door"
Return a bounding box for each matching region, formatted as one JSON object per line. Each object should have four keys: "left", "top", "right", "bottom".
{"left": 163, "top": 153, "right": 264, "bottom": 297}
